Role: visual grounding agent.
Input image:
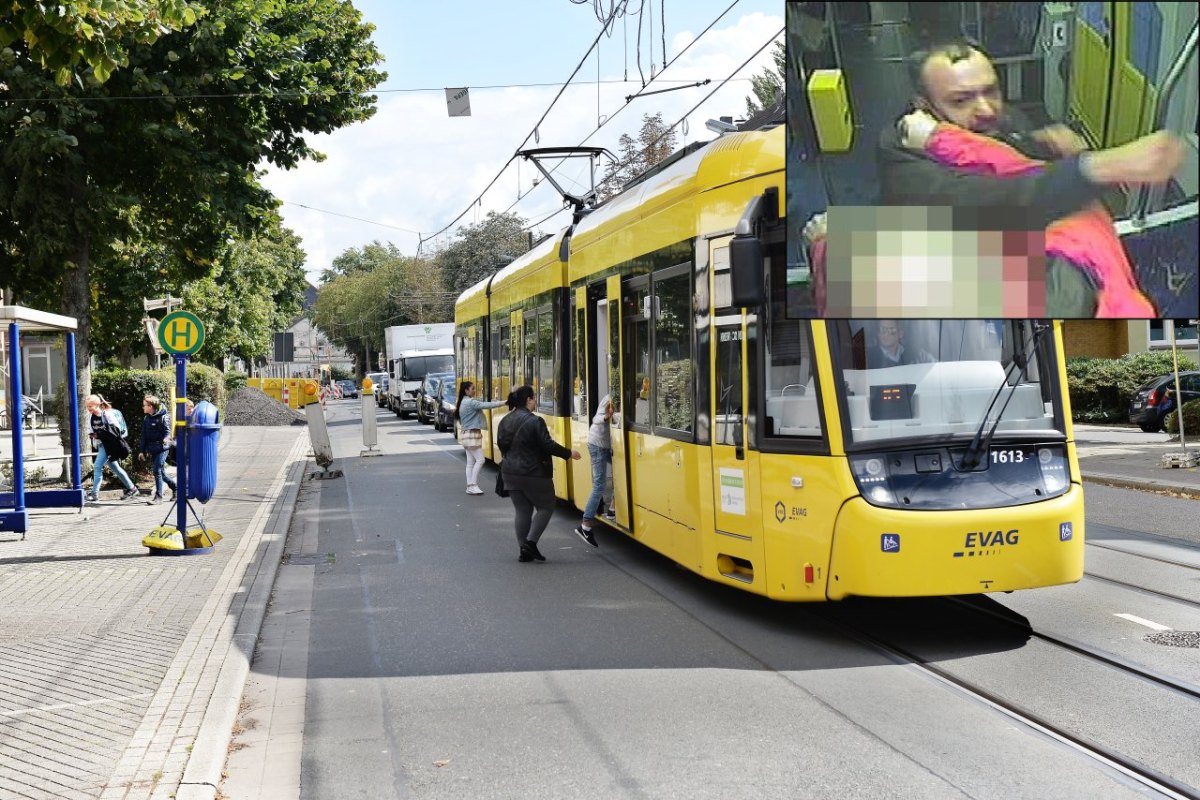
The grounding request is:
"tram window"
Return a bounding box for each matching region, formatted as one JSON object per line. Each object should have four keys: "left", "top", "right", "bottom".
{"left": 715, "top": 324, "right": 742, "bottom": 446}
{"left": 474, "top": 330, "right": 483, "bottom": 391}
{"left": 608, "top": 300, "right": 621, "bottom": 415}
{"left": 495, "top": 323, "right": 510, "bottom": 401}
{"left": 538, "top": 311, "right": 554, "bottom": 410}
{"left": 524, "top": 318, "right": 537, "bottom": 393}
{"left": 625, "top": 283, "right": 651, "bottom": 427}
{"left": 654, "top": 269, "right": 693, "bottom": 434}
{"left": 764, "top": 247, "right": 822, "bottom": 440}
{"left": 831, "top": 319, "right": 1059, "bottom": 445}
{"left": 573, "top": 300, "right": 586, "bottom": 420}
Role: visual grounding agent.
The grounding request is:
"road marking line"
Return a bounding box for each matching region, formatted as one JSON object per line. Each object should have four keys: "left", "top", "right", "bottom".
{"left": 2, "top": 692, "right": 154, "bottom": 717}
{"left": 1114, "top": 613, "right": 1173, "bottom": 632}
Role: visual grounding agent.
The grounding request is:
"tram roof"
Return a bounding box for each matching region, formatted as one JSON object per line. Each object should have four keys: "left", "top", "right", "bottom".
{"left": 456, "top": 226, "right": 569, "bottom": 317}
{"left": 569, "top": 124, "right": 784, "bottom": 260}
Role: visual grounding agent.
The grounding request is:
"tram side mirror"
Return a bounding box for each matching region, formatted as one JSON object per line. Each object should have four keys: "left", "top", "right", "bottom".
{"left": 730, "top": 235, "right": 766, "bottom": 308}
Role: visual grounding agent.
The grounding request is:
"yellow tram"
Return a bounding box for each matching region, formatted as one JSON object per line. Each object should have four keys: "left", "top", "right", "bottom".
{"left": 454, "top": 122, "right": 1084, "bottom": 601}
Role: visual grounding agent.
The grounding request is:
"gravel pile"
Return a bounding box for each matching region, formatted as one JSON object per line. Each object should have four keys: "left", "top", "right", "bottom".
{"left": 224, "top": 386, "right": 308, "bottom": 426}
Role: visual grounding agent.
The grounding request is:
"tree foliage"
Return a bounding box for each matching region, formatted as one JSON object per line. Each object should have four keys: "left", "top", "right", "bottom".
{"left": 312, "top": 242, "right": 449, "bottom": 376}
{"left": 435, "top": 212, "right": 533, "bottom": 295}
{"left": 0, "top": 0, "right": 385, "bottom": 396}
{"left": 0, "top": 0, "right": 198, "bottom": 86}
{"left": 744, "top": 39, "right": 785, "bottom": 117}
{"left": 597, "top": 112, "right": 677, "bottom": 202}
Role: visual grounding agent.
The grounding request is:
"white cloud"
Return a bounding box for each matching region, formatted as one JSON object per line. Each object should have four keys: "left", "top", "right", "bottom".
{"left": 260, "top": 9, "right": 782, "bottom": 283}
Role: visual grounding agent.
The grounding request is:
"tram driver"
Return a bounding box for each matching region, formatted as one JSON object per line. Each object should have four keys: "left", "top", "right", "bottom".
{"left": 866, "top": 320, "right": 935, "bottom": 370}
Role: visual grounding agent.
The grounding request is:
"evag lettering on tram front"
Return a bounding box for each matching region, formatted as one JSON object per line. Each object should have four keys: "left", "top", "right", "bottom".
{"left": 963, "top": 529, "right": 1020, "bottom": 548}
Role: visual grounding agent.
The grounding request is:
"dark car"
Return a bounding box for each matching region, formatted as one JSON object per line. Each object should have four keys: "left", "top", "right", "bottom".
{"left": 337, "top": 379, "right": 359, "bottom": 399}
{"left": 1128, "top": 371, "right": 1200, "bottom": 432}
{"left": 416, "top": 372, "right": 454, "bottom": 424}
{"left": 435, "top": 376, "right": 459, "bottom": 433}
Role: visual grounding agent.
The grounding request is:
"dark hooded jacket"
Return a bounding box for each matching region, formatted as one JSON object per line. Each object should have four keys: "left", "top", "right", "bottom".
{"left": 140, "top": 407, "right": 172, "bottom": 455}
{"left": 497, "top": 409, "right": 572, "bottom": 479}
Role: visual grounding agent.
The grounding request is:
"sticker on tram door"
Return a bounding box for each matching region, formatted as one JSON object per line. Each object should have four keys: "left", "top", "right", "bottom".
{"left": 881, "top": 533, "right": 900, "bottom": 553}
{"left": 1059, "top": 522, "right": 1073, "bottom": 541}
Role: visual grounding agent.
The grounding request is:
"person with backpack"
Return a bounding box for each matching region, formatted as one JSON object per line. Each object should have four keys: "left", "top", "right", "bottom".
{"left": 138, "top": 395, "right": 177, "bottom": 504}
{"left": 85, "top": 394, "right": 139, "bottom": 502}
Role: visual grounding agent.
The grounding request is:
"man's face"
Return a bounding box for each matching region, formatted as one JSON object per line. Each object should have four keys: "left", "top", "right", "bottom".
{"left": 879, "top": 322, "right": 903, "bottom": 351}
{"left": 919, "top": 50, "right": 1003, "bottom": 133}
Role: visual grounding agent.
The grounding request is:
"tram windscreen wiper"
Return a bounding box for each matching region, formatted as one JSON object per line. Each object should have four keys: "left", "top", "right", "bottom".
{"left": 960, "top": 322, "right": 1050, "bottom": 470}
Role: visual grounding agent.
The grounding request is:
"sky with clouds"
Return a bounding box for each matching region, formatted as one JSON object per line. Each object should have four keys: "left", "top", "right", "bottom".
{"left": 258, "top": 0, "right": 784, "bottom": 285}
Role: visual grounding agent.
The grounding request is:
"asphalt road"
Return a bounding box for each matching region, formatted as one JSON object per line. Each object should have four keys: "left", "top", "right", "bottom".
{"left": 221, "top": 402, "right": 1200, "bottom": 800}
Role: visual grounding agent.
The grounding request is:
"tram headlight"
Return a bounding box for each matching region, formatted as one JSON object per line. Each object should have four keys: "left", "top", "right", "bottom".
{"left": 849, "top": 455, "right": 897, "bottom": 505}
{"left": 1037, "top": 445, "right": 1069, "bottom": 494}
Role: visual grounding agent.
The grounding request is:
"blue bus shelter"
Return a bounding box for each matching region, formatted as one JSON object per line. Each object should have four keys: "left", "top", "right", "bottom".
{"left": 1, "top": 306, "right": 85, "bottom": 537}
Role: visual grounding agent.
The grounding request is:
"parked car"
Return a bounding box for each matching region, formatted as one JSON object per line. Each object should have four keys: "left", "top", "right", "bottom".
{"left": 416, "top": 372, "right": 454, "bottom": 424}
{"left": 1128, "top": 371, "right": 1200, "bottom": 432}
{"left": 435, "top": 376, "right": 459, "bottom": 433}
{"left": 337, "top": 379, "right": 359, "bottom": 399}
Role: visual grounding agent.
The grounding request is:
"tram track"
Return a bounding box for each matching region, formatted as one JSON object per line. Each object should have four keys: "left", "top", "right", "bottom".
{"left": 1087, "top": 540, "right": 1200, "bottom": 573}
{"left": 593, "top": 528, "right": 1200, "bottom": 799}
{"left": 949, "top": 596, "right": 1200, "bottom": 700}
{"left": 812, "top": 603, "right": 1200, "bottom": 800}
{"left": 1083, "top": 570, "right": 1200, "bottom": 610}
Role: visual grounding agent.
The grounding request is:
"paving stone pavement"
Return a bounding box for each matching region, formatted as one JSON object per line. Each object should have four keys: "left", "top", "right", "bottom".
{"left": 0, "top": 426, "right": 308, "bottom": 800}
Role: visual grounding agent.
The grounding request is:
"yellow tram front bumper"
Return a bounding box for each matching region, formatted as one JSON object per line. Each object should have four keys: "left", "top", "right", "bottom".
{"left": 826, "top": 484, "right": 1085, "bottom": 600}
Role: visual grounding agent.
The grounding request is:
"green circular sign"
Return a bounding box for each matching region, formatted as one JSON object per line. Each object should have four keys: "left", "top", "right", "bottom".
{"left": 157, "top": 311, "right": 206, "bottom": 355}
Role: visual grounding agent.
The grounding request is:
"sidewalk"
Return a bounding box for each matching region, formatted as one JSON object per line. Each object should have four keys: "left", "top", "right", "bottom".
{"left": 1077, "top": 443, "right": 1200, "bottom": 497}
{"left": 0, "top": 425, "right": 309, "bottom": 800}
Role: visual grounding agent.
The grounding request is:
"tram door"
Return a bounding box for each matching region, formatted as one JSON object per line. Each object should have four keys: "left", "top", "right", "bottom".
{"left": 709, "top": 241, "right": 765, "bottom": 586}
{"left": 605, "top": 275, "right": 631, "bottom": 528}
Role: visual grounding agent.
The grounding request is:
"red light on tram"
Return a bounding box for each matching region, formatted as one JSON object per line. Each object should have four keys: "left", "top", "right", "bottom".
{"left": 803, "top": 563, "right": 814, "bottom": 584}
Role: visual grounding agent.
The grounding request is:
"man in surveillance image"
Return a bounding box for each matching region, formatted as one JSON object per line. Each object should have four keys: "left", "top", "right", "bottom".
{"left": 874, "top": 38, "right": 1185, "bottom": 318}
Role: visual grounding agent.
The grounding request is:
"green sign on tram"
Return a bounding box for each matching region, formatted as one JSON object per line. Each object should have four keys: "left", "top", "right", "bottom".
{"left": 158, "top": 311, "right": 206, "bottom": 355}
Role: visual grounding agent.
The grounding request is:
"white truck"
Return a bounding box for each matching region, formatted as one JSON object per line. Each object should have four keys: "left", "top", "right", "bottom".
{"left": 384, "top": 323, "right": 455, "bottom": 418}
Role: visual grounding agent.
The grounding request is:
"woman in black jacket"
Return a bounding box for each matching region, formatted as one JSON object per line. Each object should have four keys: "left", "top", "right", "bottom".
{"left": 496, "top": 385, "right": 580, "bottom": 562}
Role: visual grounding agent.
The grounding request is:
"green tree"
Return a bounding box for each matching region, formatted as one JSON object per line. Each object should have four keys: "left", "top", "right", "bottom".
{"left": 0, "top": 0, "right": 198, "bottom": 86}
{"left": 312, "top": 242, "right": 449, "bottom": 378}
{"left": 744, "top": 39, "right": 785, "bottom": 117}
{"left": 0, "top": 0, "right": 385, "bottom": 401}
{"left": 597, "top": 112, "right": 677, "bottom": 202}
{"left": 436, "top": 212, "right": 533, "bottom": 295}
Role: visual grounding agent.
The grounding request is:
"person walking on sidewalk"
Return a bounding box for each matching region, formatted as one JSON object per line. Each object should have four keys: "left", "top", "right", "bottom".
{"left": 85, "top": 394, "right": 139, "bottom": 502}
{"left": 454, "top": 380, "right": 505, "bottom": 495}
{"left": 575, "top": 393, "right": 614, "bottom": 548}
{"left": 496, "top": 385, "right": 581, "bottom": 563}
{"left": 138, "top": 395, "right": 177, "bottom": 504}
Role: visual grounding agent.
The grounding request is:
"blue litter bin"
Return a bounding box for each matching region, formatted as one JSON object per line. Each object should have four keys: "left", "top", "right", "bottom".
{"left": 188, "top": 400, "right": 221, "bottom": 503}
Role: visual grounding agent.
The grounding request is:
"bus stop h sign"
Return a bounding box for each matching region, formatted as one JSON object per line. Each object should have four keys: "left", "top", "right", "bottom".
{"left": 157, "top": 311, "right": 205, "bottom": 356}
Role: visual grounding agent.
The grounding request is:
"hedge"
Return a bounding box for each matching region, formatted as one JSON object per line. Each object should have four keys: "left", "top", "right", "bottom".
{"left": 52, "top": 362, "right": 229, "bottom": 470}
{"left": 1165, "top": 398, "right": 1200, "bottom": 437}
{"left": 1065, "top": 351, "right": 1198, "bottom": 424}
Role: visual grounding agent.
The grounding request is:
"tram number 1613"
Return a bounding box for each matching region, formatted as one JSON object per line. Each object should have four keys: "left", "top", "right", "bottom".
{"left": 990, "top": 449, "right": 1026, "bottom": 464}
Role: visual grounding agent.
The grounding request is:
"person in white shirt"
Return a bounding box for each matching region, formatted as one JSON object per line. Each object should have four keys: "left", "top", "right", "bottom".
{"left": 574, "top": 394, "right": 614, "bottom": 548}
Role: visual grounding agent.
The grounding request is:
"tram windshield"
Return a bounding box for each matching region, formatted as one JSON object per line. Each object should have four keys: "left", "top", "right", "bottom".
{"left": 828, "top": 319, "right": 1062, "bottom": 447}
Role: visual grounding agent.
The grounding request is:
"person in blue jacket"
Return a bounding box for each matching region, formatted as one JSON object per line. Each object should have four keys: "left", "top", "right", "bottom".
{"left": 454, "top": 380, "right": 505, "bottom": 495}
{"left": 138, "top": 395, "right": 177, "bottom": 504}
